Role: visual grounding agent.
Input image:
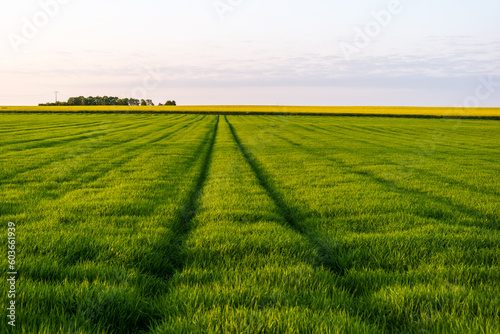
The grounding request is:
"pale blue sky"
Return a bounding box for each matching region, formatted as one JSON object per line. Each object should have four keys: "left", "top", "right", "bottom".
{"left": 1, "top": 0, "right": 499, "bottom": 106}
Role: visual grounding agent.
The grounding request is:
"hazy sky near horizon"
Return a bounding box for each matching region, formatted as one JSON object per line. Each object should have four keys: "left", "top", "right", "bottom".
{"left": 1, "top": 0, "right": 499, "bottom": 106}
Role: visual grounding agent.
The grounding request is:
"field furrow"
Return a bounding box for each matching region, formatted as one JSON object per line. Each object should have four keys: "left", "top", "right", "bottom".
{"left": 0, "top": 113, "right": 498, "bottom": 334}
{"left": 0, "top": 115, "right": 203, "bottom": 184}
{"left": 227, "top": 115, "right": 500, "bottom": 333}
{"left": 0, "top": 118, "right": 155, "bottom": 152}
{"left": 1, "top": 114, "right": 221, "bottom": 333}
{"left": 149, "top": 115, "right": 378, "bottom": 333}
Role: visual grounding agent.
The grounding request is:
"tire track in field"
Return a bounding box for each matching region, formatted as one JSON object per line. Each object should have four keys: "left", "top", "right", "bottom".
{"left": 131, "top": 116, "right": 218, "bottom": 302}
{"left": 0, "top": 118, "right": 144, "bottom": 147}
{"left": 226, "top": 116, "right": 500, "bottom": 333}
{"left": 15, "top": 117, "right": 218, "bottom": 284}
{"left": 26, "top": 116, "right": 209, "bottom": 207}
{"left": 273, "top": 121, "right": 497, "bottom": 195}
{"left": 0, "top": 121, "right": 155, "bottom": 180}
{"left": 291, "top": 121, "right": 419, "bottom": 152}
{"left": 402, "top": 167, "right": 500, "bottom": 198}
{"left": 281, "top": 128, "right": 500, "bottom": 224}
{"left": 225, "top": 116, "right": 301, "bottom": 226}
{"left": 0, "top": 119, "right": 107, "bottom": 135}
{"left": 16, "top": 117, "right": 218, "bottom": 283}
{"left": 1, "top": 115, "right": 185, "bottom": 151}
{"left": 271, "top": 132, "right": 500, "bottom": 231}
{"left": 0, "top": 121, "right": 103, "bottom": 137}
{"left": 225, "top": 116, "right": 347, "bottom": 274}
{"left": 277, "top": 122, "right": 500, "bottom": 188}
{"left": 75, "top": 115, "right": 206, "bottom": 183}
{"left": 296, "top": 120, "right": 498, "bottom": 157}
{"left": 288, "top": 119, "right": 465, "bottom": 155}
{"left": 0, "top": 117, "right": 205, "bottom": 219}
{"left": 76, "top": 115, "right": 208, "bottom": 187}
{"left": 14, "top": 118, "right": 220, "bottom": 334}
{"left": 0, "top": 116, "right": 203, "bottom": 183}
{"left": 0, "top": 117, "right": 154, "bottom": 153}
{"left": 166, "top": 115, "right": 220, "bottom": 270}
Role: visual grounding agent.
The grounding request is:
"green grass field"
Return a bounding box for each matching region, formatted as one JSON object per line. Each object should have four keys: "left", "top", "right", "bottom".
{"left": 1, "top": 113, "right": 499, "bottom": 333}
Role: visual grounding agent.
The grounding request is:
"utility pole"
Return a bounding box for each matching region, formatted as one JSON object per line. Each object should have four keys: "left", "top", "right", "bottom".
{"left": 54, "top": 91, "right": 59, "bottom": 103}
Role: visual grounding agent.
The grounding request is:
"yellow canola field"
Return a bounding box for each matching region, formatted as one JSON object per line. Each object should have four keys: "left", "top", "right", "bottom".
{"left": 1, "top": 105, "right": 500, "bottom": 117}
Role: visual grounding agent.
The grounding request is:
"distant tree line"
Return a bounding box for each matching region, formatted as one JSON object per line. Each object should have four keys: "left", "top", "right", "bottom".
{"left": 39, "top": 96, "right": 176, "bottom": 106}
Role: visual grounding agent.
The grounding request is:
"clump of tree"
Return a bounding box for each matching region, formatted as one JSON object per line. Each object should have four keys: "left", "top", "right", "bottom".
{"left": 39, "top": 96, "right": 175, "bottom": 106}
{"left": 158, "top": 101, "right": 176, "bottom": 106}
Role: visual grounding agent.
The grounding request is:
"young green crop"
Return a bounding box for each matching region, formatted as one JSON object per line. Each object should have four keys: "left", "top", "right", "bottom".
{"left": 0, "top": 113, "right": 498, "bottom": 333}
{"left": 227, "top": 115, "right": 500, "bottom": 333}
{"left": 1, "top": 114, "right": 218, "bottom": 333}
{"left": 149, "top": 116, "right": 378, "bottom": 333}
